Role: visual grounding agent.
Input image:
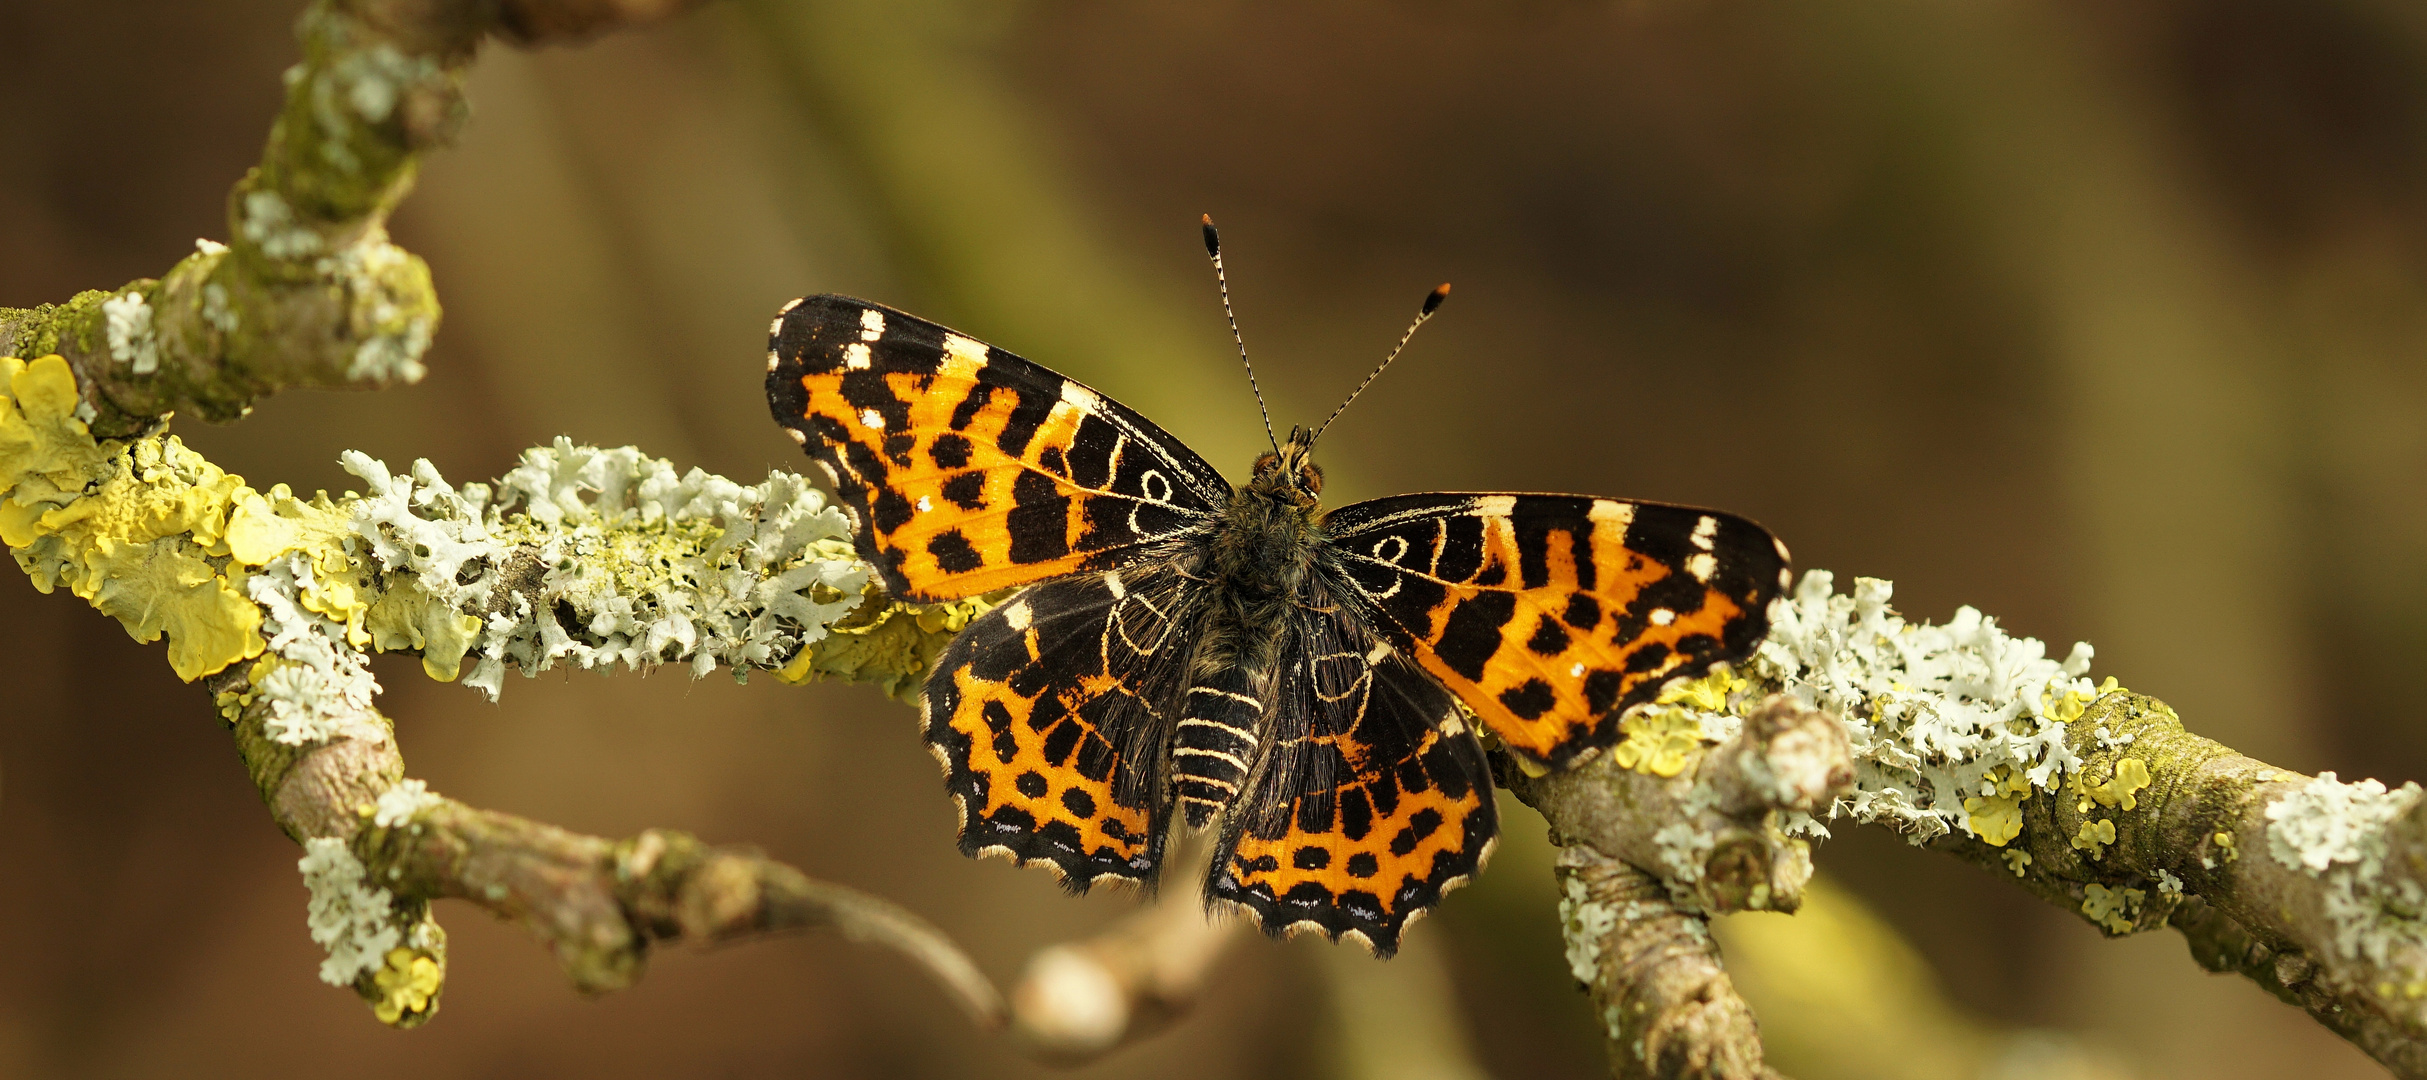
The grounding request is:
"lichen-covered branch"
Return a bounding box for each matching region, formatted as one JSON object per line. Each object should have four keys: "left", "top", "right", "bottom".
{"left": 1507, "top": 695, "right": 1853, "bottom": 1078}
{"left": 1554, "top": 845, "right": 1783, "bottom": 1080}
{"left": 1, "top": 351, "right": 995, "bottom": 1024}
{"left": 1531, "top": 571, "right": 2427, "bottom": 1078}
{"left": 0, "top": 0, "right": 710, "bottom": 437}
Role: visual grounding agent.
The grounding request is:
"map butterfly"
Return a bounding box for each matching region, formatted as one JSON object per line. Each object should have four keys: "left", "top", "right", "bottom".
{"left": 765, "top": 222, "right": 1790, "bottom": 955}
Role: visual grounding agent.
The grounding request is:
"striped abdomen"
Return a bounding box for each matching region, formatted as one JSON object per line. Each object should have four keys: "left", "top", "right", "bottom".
{"left": 1173, "top": 671, "right": 1262, "bottom": 827}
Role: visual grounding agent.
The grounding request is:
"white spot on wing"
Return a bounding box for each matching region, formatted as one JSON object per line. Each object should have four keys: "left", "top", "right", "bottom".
{"left": 1473, "top": 495, "right": 1516, "bottom": 517}
{"left": 1685, "top": 552, "right": 1716, "bottom": 581}
{"left": 1589, "top": 500, "right": 1635, "bottom": 526}
{"left": 1650, "top": 608, "right": 1675, "bottom": 626}
{"left": 859, "top": 408, "right": 885, "bottom": 430}
{"left": 916, "top": 495, "right": 932, "bottom": 513}
{"left": 1439, "top": 712, "right": 1467, "bottom": 735}
{"left": 787, "top": 428, "right": 807, "bottom": 445}
{"left": 1060, "top": 381, "right": 1102, "bottom": 412}
{"left": 777, "top": 297, "right": 805, "bottom": 316}
{"left": 845, "top": 343, "right": 872, "bottom": 370}
{"left": 859, "top": 308, "right": 886, "bottom": 341}
{"left": 766, "top": 350, "right": 781, "bottom": 372}
{"left": 1570, "top": 662, "right": 1585, "bottom": 677}
{"left": 1774, "top": 537, "right": 1792, "bottom": 562}
{"left": 1365, "top": 641, "right": 1393, "bottom": 664}
{"left": 944, "top": 333, "right": 990, "bottom": 369}
{"left": 1004, "top": 600, "right": 1032, "bottom": 631}
{"left": 1691, "top": 515, "right": 1718, "bottom": 551}
{"left": 1104, "top": 570, "right": 1126, "bottom": 599}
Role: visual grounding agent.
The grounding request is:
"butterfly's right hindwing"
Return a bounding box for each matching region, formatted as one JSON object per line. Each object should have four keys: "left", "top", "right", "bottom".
{"left": 768, "top": 295, "right": 1228, "bottom": 602}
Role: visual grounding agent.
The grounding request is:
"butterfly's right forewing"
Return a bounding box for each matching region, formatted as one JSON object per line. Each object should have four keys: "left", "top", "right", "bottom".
{"left": 1325, "top": 493, "right": 1789, "bottom": 770}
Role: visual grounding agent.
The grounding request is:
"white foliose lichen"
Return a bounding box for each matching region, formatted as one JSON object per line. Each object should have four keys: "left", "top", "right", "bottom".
{"left": 1559, "top": 874, "right": 1619, "bottom": 985}
{"left": 2265, "top": 772, "right": 2427, "bottom": 966}
{"left": 299, "top": 836, "right": 402, "bottom": 986}
{"left": 101, "top": 290, "right": 159, "bottom": 374}
{"left": 1753, "top": 571, "right": 2095, "bottom": 842}
{"left": 247, "top": 554, "right": 382, "bottom": 746}
{"left": 318, "top": 239, "right": 431, "bottom": 383}
{"left": 341, "top": 439, "right": 870, "bottom": 701}
{"left": 372, "top": 778, "right": 443, "bottom": 828}
{"left": 240, "top": 190, "right": 324, "bottom": 261}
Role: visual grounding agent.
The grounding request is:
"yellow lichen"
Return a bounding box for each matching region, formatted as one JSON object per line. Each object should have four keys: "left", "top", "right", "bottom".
{"left": 2213, "top": 830, "right": 2239, "bottom": 863}
{"left": 2080, "top": 883, "right": 2143, "bottom": 934}
{"left": 1964, "top": 795, "right": 2023, "bottom": 847}
{"left": 0, "top": 356, "right": 276, "bottom": 680}
{"left": 2087, "top": 757, "right": 2152, "bottom": 811}
{"left": 0, "top": 355, "right": 116, "bottom": 514}
{"left": 1609, "top": 707, "right": 1707, "bottom": 777}
{"left": 1598, "top": 670, "right": 1744, "bottom": 778}
{"left": 370, "top": 946, "right": 443, "bottom": 1025}
{"left": 364, "top": 575, "right": 482, "bottom": 681}
{"left": 2040, "top": 675, "right": 2121, "bottom": 726}
{"left": 2001, "top": 848, "right": 2032, "bottom": 877}
{"left": 2072, "top": 818, "right": 2116, "bottom": 858}
{"left": 1963, "top": 764, "right": 2032, "bottom": 846}
{"left": 1657, "top": 668, "right": 1746, "bottom": 713}
{"left": 776, "top": 585, "right": 995, "bottom": 704}
{"left": 216, "top": 656, "right": 278, "bottom": 725}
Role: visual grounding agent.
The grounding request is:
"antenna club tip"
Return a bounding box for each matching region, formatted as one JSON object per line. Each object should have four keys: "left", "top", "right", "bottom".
{"left": 1422, "top": 282, "right": 1451, "bottom": 315}
{"left": 1201, "top": 215, "right": 1220, "bottom": 256}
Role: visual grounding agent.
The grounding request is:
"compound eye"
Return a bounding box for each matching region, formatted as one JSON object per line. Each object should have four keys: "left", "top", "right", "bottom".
{"left": 1252, "top": 452, "right": 1279, "bottom": 479}
{"left": 1299, "top": 463, "right": 1324, "bottom": 494}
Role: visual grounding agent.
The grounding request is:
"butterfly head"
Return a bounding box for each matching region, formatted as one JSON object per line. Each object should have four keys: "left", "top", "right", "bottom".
{"left": 1247, "top": 424, "right": 1326, "bottom": 509}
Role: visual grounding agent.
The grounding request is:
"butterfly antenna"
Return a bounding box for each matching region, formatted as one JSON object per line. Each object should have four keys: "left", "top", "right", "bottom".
{"left": 1313, "top": 283, "right": 1450, "bottom": 445}
{"left": 1203, "top": 214, "right": 1280, "bottom": 454}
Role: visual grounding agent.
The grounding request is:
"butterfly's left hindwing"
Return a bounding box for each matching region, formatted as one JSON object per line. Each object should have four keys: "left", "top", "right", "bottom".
{"left": 1326, "top": 493, "right": 1789, "bottom": 770}
{"left": 1205, "top": 600, "right": 1496, "bottom": 957}
{"left": 923, "top": 570, "right": 1193, "bottom": 889}
{"left": 767, "top": 295, "right": 1227, "bottom": 602}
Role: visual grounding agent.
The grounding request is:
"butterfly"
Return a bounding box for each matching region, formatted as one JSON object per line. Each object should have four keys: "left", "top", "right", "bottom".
{"left": 764, "top": 223, "right": 1791, "bottom": 956}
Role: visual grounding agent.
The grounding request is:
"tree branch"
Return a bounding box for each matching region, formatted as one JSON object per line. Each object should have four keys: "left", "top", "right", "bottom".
{"left": 1508, "top": 696, "right": 1853, "bottom": 1078}
{"left": 0, "top": 0, "right": 709, "bottom": 437}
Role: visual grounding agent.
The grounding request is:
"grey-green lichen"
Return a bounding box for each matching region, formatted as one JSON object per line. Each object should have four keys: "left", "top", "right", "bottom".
{"left": 2266, "top": 773, "right": 2427, "bottom": 968}
{"left": 1749, "top": 571, "right": 2100, "bottom": 844}
{"left": 341, "top": 439, "right": 880, "bottom": 696}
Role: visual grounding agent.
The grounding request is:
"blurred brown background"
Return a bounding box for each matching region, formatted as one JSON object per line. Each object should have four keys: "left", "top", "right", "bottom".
{"left": 6, "top": 0, "right": 2427, "bottom": 1077}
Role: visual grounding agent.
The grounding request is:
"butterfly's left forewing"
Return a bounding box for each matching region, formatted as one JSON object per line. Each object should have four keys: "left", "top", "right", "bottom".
{"left": 767, "top": 295, "right": 1228, "bottom": 602}
{"left": 1325, "top": 493, "right": 1789, "bottom": 770}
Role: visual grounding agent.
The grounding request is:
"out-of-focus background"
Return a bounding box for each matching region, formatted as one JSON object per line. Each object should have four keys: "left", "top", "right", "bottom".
{"left": 5, "top": 1, "right": 2426, "bottom": 1077}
